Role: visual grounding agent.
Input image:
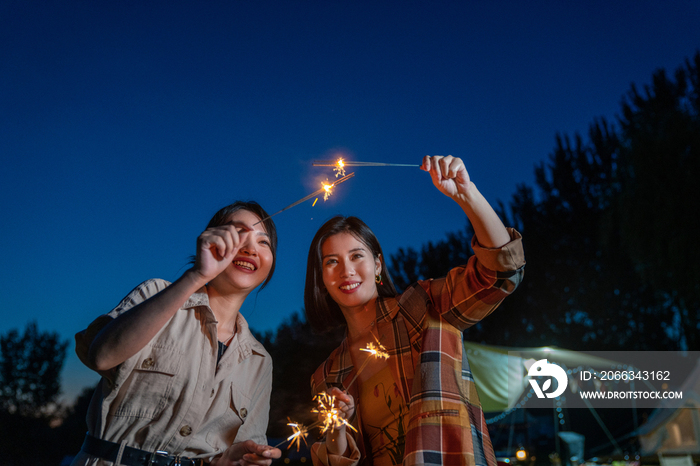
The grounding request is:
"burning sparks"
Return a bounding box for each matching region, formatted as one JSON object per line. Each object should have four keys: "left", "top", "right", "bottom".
{"left": 313, "top": 392, "right": 357, "bottom": 435}
{"left": 322, "top": 181, "right": 333, "bottom": 200}
{"left": 360, "top": 341, "right": 389, "bottom": 360}
{"left": 334, "top": 158, "right": 346, "bottom": 177}
{"left": 285, "top": 420, "right": 309, "bottom": 452}
{"left": 275, "top": 339, "right": 389, "bottom": 446}
{"left": 252, "top": 172, "right": 355, "bottom": 225}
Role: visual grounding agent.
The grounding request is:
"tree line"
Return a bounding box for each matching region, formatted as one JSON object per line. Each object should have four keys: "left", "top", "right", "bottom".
{"left": 391, "top": 51, "right": 699, "bottom": 352}
{"left": 2, "top": 51, "right": 698, "bottom": 464}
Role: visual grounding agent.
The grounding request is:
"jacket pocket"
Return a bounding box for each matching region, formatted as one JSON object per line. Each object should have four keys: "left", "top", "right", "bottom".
{"left": 113, "top": 346, "right": 182, "bottom": 419}
{"left": 205, "top": 383, "right": 252, "bottom": 449}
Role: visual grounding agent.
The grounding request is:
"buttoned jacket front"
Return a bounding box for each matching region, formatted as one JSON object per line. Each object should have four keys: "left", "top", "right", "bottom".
{"left": 311, "top": 229, "right": 525, "bottom": 466}
{"left": 73, "top": 279, "right": 273, "bottom": 465}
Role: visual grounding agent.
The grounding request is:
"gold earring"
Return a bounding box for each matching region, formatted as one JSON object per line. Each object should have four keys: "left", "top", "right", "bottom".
{"left": 375, "top": 274, "right": 382, "bottom": 285}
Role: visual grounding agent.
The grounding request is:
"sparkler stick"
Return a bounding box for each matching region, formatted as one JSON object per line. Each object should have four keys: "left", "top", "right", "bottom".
{"left": 252, "top": 172, "right": 355, "bottom": 225}
{"left": 313, "top": 159, "right": 419, "bottom": 177}
{"left": 313, "top": 161, "right": 419, "bottom": 167}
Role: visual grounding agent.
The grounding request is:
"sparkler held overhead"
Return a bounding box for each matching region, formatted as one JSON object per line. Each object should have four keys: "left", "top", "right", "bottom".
{"left": 313, "top": 158, "right": 419, "bottom": 177}
{"left": 252, "top": 172, "right": 355, "bottom": 225}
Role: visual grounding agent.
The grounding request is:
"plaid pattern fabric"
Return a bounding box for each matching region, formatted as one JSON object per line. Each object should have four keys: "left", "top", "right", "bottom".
{"left": 311, "top": 229, "right": 525, "bottom": 466}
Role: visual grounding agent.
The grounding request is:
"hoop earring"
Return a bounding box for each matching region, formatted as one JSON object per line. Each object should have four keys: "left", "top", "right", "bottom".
{"left": 375, "top": 274, "right": 383, "bottom": 285}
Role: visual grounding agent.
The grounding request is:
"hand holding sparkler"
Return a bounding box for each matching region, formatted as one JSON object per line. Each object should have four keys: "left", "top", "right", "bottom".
{"left": 421, "top": 155, "right": 511, "bottom": 249}
{"left": 274, "top": 339, "right": 388, "bottom": 452}
{"left": 420, "top": 155, "right": 470, "bottom": 200}
{"left": 314, "top": 388, "right": 356, "bottom": 456}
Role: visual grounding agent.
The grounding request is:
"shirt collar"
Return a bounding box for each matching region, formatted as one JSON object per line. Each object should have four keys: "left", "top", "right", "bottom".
{"left": 183, "top": 286, "right": 267, "bottom": 361}
{"left": 376, "top": 295, "right": 401, "bottom": 322}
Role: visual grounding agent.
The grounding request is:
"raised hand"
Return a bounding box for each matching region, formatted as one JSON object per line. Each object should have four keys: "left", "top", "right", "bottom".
{"left": 420, "top": 155, "right": 471, "bottom": 201}
{"left": 193, "top": 224, "right": 249, "bottom": 283}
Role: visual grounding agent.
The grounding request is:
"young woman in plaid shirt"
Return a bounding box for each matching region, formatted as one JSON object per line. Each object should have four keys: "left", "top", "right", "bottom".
{"left": 304, "top": 155, "right": 525, "bottom": 466}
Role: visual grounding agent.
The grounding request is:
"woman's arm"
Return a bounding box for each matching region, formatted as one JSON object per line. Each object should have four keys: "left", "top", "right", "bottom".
{"left": 415, "top": 155, "right": 525, "bottom": 331}
{"left": 81, "top": 224, "right": 247, "bottom": 371}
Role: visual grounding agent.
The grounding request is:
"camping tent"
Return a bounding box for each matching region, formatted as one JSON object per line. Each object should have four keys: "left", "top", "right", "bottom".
{"left": 638, "top": 358, "right": 700, "bottom": 455}
{"left": 464, "top": 341, "right": 624, "bottom": 412}
{"left": 464, "top": 341, "right": 629, "bottom": 460}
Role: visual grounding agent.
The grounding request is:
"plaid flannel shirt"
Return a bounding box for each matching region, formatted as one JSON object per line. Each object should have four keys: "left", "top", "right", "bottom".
{"left": 311, "top": 228, "right": 525, "bottom": 466}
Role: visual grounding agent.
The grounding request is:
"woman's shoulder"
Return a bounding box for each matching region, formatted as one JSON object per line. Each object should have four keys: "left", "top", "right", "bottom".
{"left": 107, "top": 279, "right": 173, "bottom": 316}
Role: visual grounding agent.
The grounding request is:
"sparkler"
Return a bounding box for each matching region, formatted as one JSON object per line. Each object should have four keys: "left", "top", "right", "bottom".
{"left": 312, "top": 391, "right": 358, "bottom": 435}
{"left": 275, "top": 338, "right": 389, "bottom": 446}
{"left": 273, "top": 419, "right": 310, "bottom": 451}
{"left": 310, "top": 341, "right": 388, "bottom": 434}
{"left": 313, "top": 159, "right": 419, "bottom": 177}
{"left": 343, "top": 340, "right": 390, "bottom": 390}
{"left": 252, "top": 172, "right": 355, "bottom": 225}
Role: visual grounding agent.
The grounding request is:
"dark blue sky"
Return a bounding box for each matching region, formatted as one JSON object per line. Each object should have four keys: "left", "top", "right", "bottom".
{"left": 2, "top": 1, "right": 699, "bottom": 402}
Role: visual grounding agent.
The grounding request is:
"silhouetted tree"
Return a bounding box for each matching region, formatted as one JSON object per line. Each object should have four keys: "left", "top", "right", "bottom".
{"left": 389, "top": 51, "right": 700, "bottom": 351}
{"left": 612, "top": 52, "right": 700, "bottom": 349}
{"left": 0, "top": 321, "right": 69, "bottom": 465}
{"left": 0, "top": 321, "right": 68, "bottom": 416}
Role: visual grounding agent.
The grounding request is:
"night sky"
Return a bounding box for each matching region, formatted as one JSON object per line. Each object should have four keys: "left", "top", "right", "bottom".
{"left": 2, "top": 1, "right": 699, "bottom": 403}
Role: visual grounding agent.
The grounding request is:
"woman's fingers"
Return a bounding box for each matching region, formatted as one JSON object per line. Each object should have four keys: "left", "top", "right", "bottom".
{"left": 202, "top": 225, "right": 247, "bottom": 258}
{"left": 193, "top": 225, "right": 252, "bottom": 281}
{"left": 327, "top": 387, "right": 355, "bottom": 419}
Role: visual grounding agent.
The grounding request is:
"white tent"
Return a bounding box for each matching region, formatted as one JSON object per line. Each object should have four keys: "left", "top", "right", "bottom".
{"left": 464, "top": 341, "right": 629, "bottom": 458}
{"left": 464, "top": 341, "right": 623, "bottom": 412}
{"left": 638, "top": 358, "right": 700, "bottom": 455}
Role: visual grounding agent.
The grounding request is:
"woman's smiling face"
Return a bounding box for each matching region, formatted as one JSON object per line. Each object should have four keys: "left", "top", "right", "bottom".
{"left": 216, "top": 209, "right": 274, "bottom": 292}
{"left": 320, "top": 232, "right": 381, "bottom": 314}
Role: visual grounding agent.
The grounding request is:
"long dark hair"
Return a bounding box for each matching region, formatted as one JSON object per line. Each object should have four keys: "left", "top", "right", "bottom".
{"left": 304, "top": 216, "right": 397, "bottom": 333}
{"left": 205, "top": 200, "right": 278, "bottom": 290}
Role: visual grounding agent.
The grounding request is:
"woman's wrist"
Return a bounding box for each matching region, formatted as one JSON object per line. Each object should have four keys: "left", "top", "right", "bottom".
{"left": 180, "top": 267, "right": 209, "bottom": 290}
{"left": 452, "top": 181, "right": 481, "bottom": 209}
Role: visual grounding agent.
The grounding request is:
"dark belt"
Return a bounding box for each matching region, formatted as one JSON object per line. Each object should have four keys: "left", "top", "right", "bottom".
{"left": 81, "top": 434, "right": 205, "bottom": 466}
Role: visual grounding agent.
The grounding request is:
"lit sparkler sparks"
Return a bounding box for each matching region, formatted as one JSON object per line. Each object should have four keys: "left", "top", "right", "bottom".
{"left": 272, "top": 418, "right": 310, "bottom": 451}
{"left": 334, "top": 158, "right": 346, "bottom": 177}
{"left": 312, "top": 392, "right": 358, "bottom": 435}
{"left": 359, "top": 341, "right": 390, "bottom": 360}
{"left": 313, "top": 159, "right": 419, "bottom": 176}
{"left": 252, "top": 172, "right": 355, "bottom": 225}
{"left": 343, "top": 339, "right": 390, "bottom": 391}
{"left": 275, "top": 339, "right": 389, "bottom": 445}
{"left": 286, "top": 420, "right": 310, "bottom": 451}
